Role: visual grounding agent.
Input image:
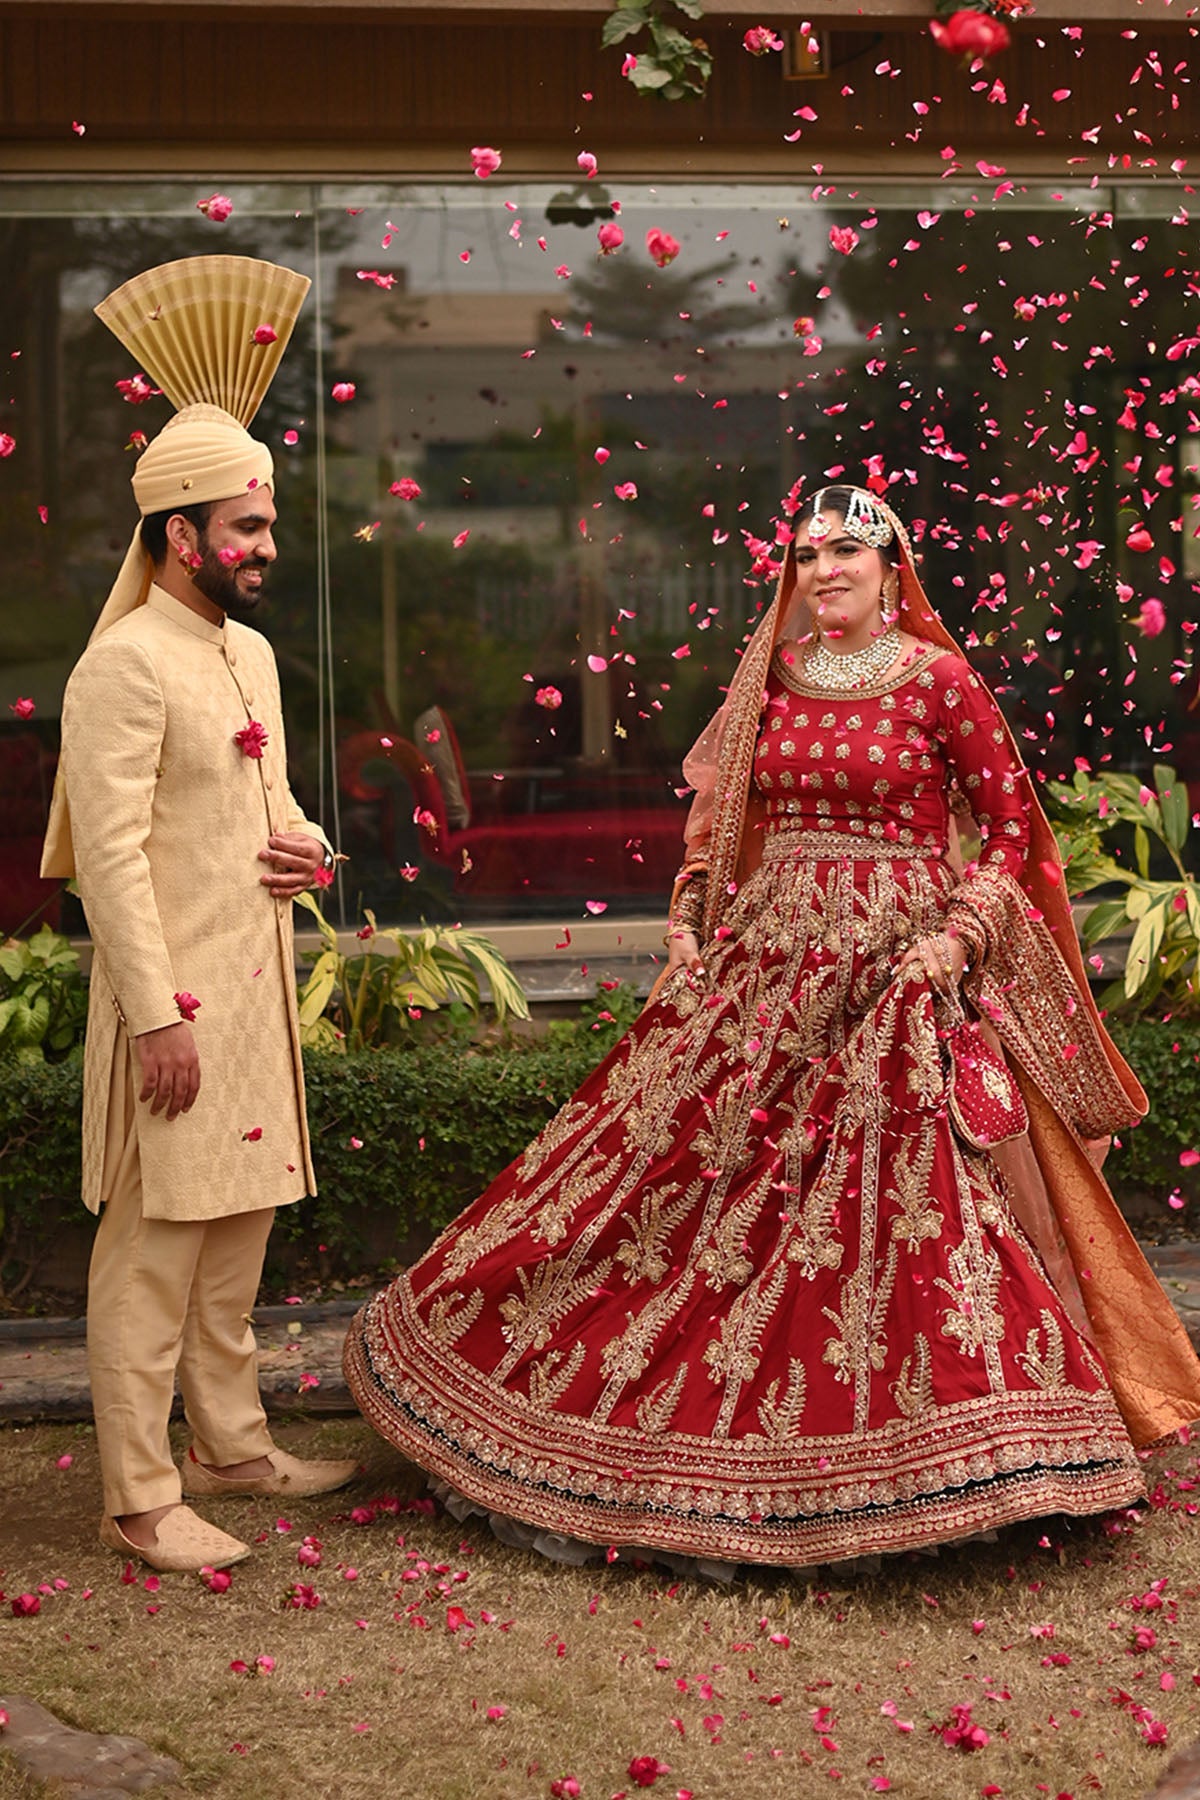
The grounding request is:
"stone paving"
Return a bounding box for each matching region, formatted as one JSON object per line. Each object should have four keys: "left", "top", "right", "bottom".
{"left": 4, "top": 1249, "right": 1200, "bottom": 1426}
{"left": 0, "top": 1695, "right": 182, "bottom": 1796}
{"left": 0, "top": 1300, "right": 358, "bottom": 1424}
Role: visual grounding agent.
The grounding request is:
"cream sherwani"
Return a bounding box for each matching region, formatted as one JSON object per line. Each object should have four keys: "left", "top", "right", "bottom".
{"left": 57, "top": 582, "right": 328, "bottom": 1514}
{"left": 61, "top": 583, "right": 325, "bottom": 1221}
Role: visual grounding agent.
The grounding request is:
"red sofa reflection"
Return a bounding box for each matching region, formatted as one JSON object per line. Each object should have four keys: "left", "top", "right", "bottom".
{"left": 0, "top": 732, "right": 62, "bottom": 936}
{"left": 339, "top": 715, "right": 684, "bottom": 899}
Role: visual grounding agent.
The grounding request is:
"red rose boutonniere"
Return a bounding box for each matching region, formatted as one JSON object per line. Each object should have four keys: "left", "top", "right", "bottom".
{"left": 234, "top": 720, "right": 269, "bottom": 759}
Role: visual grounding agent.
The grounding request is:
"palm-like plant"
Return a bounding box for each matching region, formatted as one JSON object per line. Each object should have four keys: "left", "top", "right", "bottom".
{"left": 294, "top": 894, "right": 529, "bottom": 1052}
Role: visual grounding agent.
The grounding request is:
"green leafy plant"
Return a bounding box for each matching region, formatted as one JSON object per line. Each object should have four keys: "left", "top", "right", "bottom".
{"left": 1049, "top": 763, "right": 1199, "bottom": 1017}
{"left": 293, "top": 893, "right": 530, "bottom": 1052}
{"left": 0, "top": 926, "right": 88, "bottom": 1063}
{"left": 602, "top": 0, "right": 711, "bottom": 100}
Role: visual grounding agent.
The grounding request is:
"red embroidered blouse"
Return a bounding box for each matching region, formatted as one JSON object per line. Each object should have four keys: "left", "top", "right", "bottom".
{"left": 754, "top": 644, "right": 1029, "bottom": 881}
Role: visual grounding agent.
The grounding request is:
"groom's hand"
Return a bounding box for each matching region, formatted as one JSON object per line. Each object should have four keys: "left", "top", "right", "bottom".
{"left": 258, "top": 831, "right": 325, "bottom": 898}
{"left": 135, "top": 1021, "right": 201, "bottom": 1121}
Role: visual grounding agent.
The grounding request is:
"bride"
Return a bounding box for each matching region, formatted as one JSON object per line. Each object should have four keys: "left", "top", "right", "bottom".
{"left": 344, "top": 484, "right": 1200, "bottom": 1574}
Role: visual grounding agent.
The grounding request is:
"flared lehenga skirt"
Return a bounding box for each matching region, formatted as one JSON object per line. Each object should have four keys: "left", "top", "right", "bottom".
{"left": 345, "top": 835, "right": 1144, "bottom": 1568}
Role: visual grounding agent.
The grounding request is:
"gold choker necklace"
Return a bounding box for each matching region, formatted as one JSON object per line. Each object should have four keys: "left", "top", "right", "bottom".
{"left": 800, "top": 627, "right": 902, "bottom": 692}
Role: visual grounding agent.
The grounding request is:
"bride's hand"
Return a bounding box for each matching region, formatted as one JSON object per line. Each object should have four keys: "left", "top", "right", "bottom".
{"left": 665, "top": 927, "right": 706, "bottom": 982}
{"left": 897, "top": 933, "right": 967, "bottom": 993}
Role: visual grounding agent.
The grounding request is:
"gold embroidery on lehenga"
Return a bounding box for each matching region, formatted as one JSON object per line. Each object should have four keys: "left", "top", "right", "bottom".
{"left": 821, "top": 1243, "right": 897, "bottom": 1389}
{"left": 755, "top": 1358, "right": 808, "bottom": 1443}
{"left": 599, "top": 1275, "right": 695, "bottom": 1389}
{"left": 527, "top": 1340, "right": 588, "bottom": 1409}
{"left": 499, "top": 1257, "right": 614, "bottom": 1352}
{"left": 424, "top": 1287, "right": 485, "bottom": 1348}
{"left": 692, "top": 1083, "right": 757, "bottom": 1178}
{"left": 784, "top": 1137, "right": 848, "bottom": 1278}
{"left": 887, "top": 1127, "right": 943, "bottom": 1253}
{"left": 521, "top": 1099, "right": 592, "bottom": 1179}
{"left": 698, "top": 1168, "right": 773, "bottom": 1290}
{"left": 935, "top": 1237, "right": 1004, "bottom": 1361}
{"left": 892, "top": 1333, "right": 934, "bottom": 1419}
{"left": 703, "top": 1263, "right": 788, "bottom": 1389}
{"left": 531, "top": 1152, "right": 610, "bottom": 1249}
{"left": 902, "top": 997, "right": 945, "bottom": 1105}
{"left": 614, "top": 1182, "right": 691, "bottom": 1285}
{"left": 635, "top": 1362, "right": 689, "bottom": 1435}
{"left": 1016, "top": 1310, "right": 1067, "bottom": 1392}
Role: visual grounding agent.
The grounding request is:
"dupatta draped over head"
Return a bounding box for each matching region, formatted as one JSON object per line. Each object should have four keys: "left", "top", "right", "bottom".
{"left": 671, "top": 487, "right": 1200, "bottom": 1446}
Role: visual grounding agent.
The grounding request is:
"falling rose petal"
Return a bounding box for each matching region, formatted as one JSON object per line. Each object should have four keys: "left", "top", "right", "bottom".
{"left": 173, "top": 991, "right": 201, "bottom": 1022}
{"left": 1138, "top": 599, "right": 1167, "bottom": 637}
{"left": 331, "top": 382, "right": 356, "bottom": 404}
{"left": 646, "top": 228, "right": 681, "bottom": 269}
{"left": 829, "top": 226, "right": 859, "bottom": 256}
{"left": 613, "top": 482, "right": 638, "bottom": 501}
{"left": 1180, "top": 1150, "right": 1200, "bottom": 1167}
{"left": 585, "top": 900, "right": 608, "bottom": 915}
{"left": 1126, "top": 524, "right": 1154, "bottom": 553}
{"left": 577, "top": 151, "right": 598, "bottom": 178}
{"left": 56, "top": 1452, "right": 73, "bottom": 1470}
{"left": 242, "top": 1126, "right": 263, "bottom": 1142}
{"left": 453, "top": 530, "right": 470, "bottom": 549}
{"left": 535, "top": 686, "right": 563, "bottom": 709}
{"left": 196, "top": 193, "right": 233, "bottom": 222}
{"left": 470, "top": 146, "right": 502, "bottom": 180}
{"left": 283, "top": 429, "right": 300, "bottom": 446}
{"left": 9, "top": 696, "right": 35, "bottom": 719}
{"left": 486, "top": 1705, "right": 506, "bottom": 1720}
{"left": 389, "top": 477, "right": 422, "bottom": 500}
{"left": 597, "top": 221, "right": 624, "bottom": 255}
{"left": 0, "top": 433, "right": 15, "bottom": 457}
{"left": 251, "top": 323, "right": 278, "bottom": 346}
{"left": 594, "top": 446, "right": 611, "bottom": 463}
{"left": 743, "top": 25, "right": 784, "bottom": 54}
{"left": 587, "top": 654, "right": 608, "bottom": 673}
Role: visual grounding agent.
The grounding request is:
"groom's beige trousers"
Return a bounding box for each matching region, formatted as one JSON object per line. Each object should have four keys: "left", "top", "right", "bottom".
{"left": 87, "top": 1061, "right": 276, "bottom": 1517}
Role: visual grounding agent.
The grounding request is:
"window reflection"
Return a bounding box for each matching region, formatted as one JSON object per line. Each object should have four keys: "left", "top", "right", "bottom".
{"left": 1, "top": 179, "right": 1196, "bottom": 935}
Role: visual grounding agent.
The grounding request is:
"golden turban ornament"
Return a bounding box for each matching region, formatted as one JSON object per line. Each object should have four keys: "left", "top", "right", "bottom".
{"left": 41, "top": 254, "right": 311, "bottom": 877}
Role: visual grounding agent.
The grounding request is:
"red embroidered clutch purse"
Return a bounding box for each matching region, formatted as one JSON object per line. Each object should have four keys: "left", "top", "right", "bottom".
{"left": 942, "top": 996, "right": 1029, "bottom": 1152}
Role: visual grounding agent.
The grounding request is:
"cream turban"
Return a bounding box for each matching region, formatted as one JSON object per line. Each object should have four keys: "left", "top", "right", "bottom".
{"left": 42, "top": 255, "right": 310, "bottom": 877}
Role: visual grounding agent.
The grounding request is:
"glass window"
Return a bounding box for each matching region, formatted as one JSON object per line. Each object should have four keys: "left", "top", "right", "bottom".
{"left": 2, "top": 177, "right": 1196, "bottom": 936}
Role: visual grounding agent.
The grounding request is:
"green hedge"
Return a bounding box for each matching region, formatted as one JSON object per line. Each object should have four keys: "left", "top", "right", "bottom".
{"left": 0, "top": 1031, "right": 616, "bottom": 1299}
{"left": 1, "top": 1017, "right": 1197, "bottom": 1303}
{"left": 1107, "top": 1019, "right": 1200, "bottom": 1201}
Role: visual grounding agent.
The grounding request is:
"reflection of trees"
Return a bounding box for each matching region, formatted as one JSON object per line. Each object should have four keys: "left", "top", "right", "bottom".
{"left": 0, "top": 207, "right": 346, "bottom": 676}
{"left": 569, "top": 252, "right": 762, "bottom": 351}
{"left": 773, "top": 208, "right": 1199, "bottom": 779}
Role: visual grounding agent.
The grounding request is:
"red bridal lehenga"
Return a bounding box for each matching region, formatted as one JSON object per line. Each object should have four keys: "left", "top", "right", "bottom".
{"left": 346, "top": 580, "right": 1200, "bottom": 1573}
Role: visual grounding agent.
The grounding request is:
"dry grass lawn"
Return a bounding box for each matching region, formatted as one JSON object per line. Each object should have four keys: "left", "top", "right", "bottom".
{"left": 2, "top": 1417, "right": 1199, "bottom": 1800}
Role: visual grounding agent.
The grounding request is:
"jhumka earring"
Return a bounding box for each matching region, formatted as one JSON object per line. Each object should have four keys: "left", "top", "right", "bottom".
{"left": 881, "top": 567, "right": 900, "bottom": 609}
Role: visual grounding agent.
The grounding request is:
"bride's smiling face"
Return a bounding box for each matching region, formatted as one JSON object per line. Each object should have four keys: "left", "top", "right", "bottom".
{"left": 793, "top": 514, "right": 893, "bottom": 652}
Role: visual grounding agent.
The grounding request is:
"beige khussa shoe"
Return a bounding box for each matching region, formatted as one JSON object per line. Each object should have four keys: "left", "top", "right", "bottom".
{"left": 181, "top": 1446, "right": 358, "bottom": 1500}
{"left": 99, "top": 1505, "right": 251, "bottom": 1573}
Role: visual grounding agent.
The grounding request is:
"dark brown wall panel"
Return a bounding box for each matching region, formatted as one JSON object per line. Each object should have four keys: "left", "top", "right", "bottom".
{"left": 0, "top": 18, "right": 1195, "bottom": 159}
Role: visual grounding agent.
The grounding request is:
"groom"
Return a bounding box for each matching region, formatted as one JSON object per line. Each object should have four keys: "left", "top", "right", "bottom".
{"left": 41, "top": 257, "right": 355, "bottom": 1572}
